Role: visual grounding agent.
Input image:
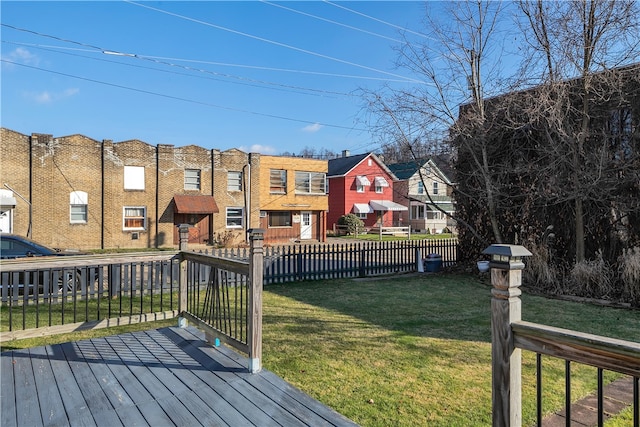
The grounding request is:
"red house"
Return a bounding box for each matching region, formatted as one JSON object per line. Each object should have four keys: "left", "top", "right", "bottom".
{"left": 327, "top": 152, "right": 406, "bottom": 231}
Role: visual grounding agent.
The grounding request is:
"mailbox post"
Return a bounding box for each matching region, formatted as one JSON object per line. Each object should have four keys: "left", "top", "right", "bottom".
{"left": 482, "top": 244, "right": 532, "bottom": 427}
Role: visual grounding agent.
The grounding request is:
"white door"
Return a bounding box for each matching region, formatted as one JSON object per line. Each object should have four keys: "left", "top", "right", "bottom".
{"left": 300, "top": 211, "right": 312, "bottom": 239}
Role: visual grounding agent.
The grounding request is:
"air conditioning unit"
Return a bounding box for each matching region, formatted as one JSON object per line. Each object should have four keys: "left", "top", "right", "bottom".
{"left": 131, "top": 232, "right": 139, "bottom": 240}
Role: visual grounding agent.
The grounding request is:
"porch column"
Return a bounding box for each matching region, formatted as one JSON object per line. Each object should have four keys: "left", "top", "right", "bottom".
{"left": 483, "top": 244, "right": 531, "bottom": 427}
{"left": 248, "top": 228, "right": 264, "bottom": 373}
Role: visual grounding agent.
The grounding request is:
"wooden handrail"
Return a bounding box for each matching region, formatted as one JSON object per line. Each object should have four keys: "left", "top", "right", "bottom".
{"left": 512, "top": 320, "right": 640, "bottom": 377}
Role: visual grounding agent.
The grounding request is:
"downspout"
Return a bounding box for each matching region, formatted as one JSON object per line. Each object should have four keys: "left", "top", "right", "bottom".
{"left": 155, "top": 145, "right": 159, "bottom": 248}
{"left": 243, "top": 154, "right": 252, "bottom": 243}
{"left": 101, "top": 140, "right": 105, "bottom": 249}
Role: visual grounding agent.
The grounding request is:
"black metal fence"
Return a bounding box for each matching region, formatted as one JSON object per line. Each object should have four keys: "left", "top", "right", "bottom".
{"left": 200, "top": 238, "right": 459, "bottom": 284}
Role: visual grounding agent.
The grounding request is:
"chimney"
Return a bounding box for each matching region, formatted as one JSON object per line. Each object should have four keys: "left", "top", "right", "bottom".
{"left": 342, "top": 150, "right": 350, "bottom": 158}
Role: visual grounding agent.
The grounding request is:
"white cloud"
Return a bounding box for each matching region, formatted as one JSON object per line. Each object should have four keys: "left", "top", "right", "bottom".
{"left": 302, "top": 123, "right": 323, "bottom": 133}
{"left": 2, "top": 47, "right": 40, "bottom": 67}
{"left": 26, "top": 88, "right": 80, "bottom": 104}
{"left": 239, "top": 144, "right": 277, "bottom": 154}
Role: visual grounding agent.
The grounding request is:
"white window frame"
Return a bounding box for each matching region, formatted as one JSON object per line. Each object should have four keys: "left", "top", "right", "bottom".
{"left": 184, "top": 169, "right": 201, "bottom": 190}
{"left": 411, "top": 204, "right": 425, "bottom": 220}
{"left": 124, "top": 166, "right": 145, "bottom": 190}
{"left": 417, "top": 181, "right": 425, "bottom": 195}
{"left": 123, "top": 206, "right": 146, "bottom": 230}
{"left": 433, "top": 182, "right": 439, "bottom": 195}
{"left": 226, "top": 207, "right": 244, "bottom": 228}
{"left": 295, "top": 171, "right": 326, "bottom": 194}
{"left": 356, "top": 212, "right": 368, "bottom": 219}
{"left": 227, "top": 171, "right": 242, "bottom": 192}
{"left": 69, "top": 191, "right": 88, "bottom": 224}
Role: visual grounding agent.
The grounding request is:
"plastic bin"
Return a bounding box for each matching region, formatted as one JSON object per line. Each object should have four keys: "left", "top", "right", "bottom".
{"left": 424, "top": 253, "right": 443, "bottom": 273}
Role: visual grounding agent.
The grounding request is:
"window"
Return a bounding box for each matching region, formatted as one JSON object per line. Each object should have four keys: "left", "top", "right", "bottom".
{"left": 270, "top": 169, "right": 287, "bottom": 193}
{"left": 417, "top": 181, "right": 425, "bottom": 195}
{"left": 227, "top": 171, "right": 242, "bottom": 191}
{"left": 411, "top": 205, "right": 425, "bottom": 220}
{"left": 374, "top": 177, "right": 388, "bottom": 194}
{"left": 433, "top": 182, "right": 439, "bottom": 195}
{"left": 355, "top": 175, "right": 370, "bottom": 193}
{"left": 269, "top": 211, "right": 292, "bottom": 227}
{"left": 356, "top": 212, "right": 368, "bottom": 219}
{"left": 226, "top": 207, "right": 243, "bottom": 228}
{"left": 124, "top": 166, "right": 145, "bottom": 190}
{"left": 123, "top": 206, "right": 146, "bottom": 230}
{"left": 295, "top": 172, "right": 326, "bottom": 194}
{"left": 184, "top": 169, "right": 201, "bottom": 190}
{"left": 69, "top": 191, "right": 88, "bottom": 224}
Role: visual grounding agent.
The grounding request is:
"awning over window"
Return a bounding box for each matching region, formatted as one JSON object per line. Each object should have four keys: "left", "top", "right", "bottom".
{"left": 0, "top": 196, "right": 17, "bottom": 208}
{"left": 352, "top": 203, "right": 374, "bottom": 214}
{"left": 374, "top": 177, "right": 389, "bottom": 187}
{"left": 369, "top": 200, "right": 408, "bottom": 211}
{"left": 355, "top": 175, "right": 371, "bottom": 186}
{"left": 173, "top": 195, "right": 219, "bottom": 214}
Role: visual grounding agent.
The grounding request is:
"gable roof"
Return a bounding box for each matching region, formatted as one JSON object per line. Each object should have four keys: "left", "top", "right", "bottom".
{"left": 328, "top": 152, "right": 398, "bottom": 180}
{"left": 387, "top": 158, "right": 454, "bottom": 185}
{"left": 327, "top": 153, "right": 369, "bottom": 176}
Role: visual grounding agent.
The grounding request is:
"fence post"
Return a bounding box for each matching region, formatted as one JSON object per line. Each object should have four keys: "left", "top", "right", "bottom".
{"left": 483, "top": 244, "right": 532, "bottom": 427}
{"left": 248, "top": 228, "right": 264, "bottom": 373}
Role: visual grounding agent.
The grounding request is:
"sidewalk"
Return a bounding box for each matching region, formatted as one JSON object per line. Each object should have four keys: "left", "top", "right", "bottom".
{"left": 543, "top": 376, "right": 636, "bottom": 426}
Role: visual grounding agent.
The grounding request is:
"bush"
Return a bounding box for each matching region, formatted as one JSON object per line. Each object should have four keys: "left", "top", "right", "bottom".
{"left": 337, "top": 214, "right": 364, "bottom": 235}
{"left": 523, "top": 242, "right": 559, "bottom": 293}
{"left": 619, "top": 247, "right": 640, "bottom": 307}
{"left": 569, "top": 251, "right": 615, "bottom": 299}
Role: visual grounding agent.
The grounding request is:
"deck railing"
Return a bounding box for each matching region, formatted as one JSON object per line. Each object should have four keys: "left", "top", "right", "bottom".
{"left": 178, "top": 229, "right": 264, "bottom": 372}
{"left": 0, "top": 252, "right": 180, "bottom": 341}
{"left": 486, "top": 244, "right": 640, "bottom": 427}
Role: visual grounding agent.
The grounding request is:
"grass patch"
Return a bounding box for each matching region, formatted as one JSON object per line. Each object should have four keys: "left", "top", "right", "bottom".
{"left": 262, "top": 273, "right": 639, "bottom": 426}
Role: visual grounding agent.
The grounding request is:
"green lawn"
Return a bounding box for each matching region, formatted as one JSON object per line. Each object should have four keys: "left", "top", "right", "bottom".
{"left": 2, "top": 273, "right": 638, "bottom": 426}
{"left": 261, "top": 274, "right": 639, "bottom": 426}
{"left": 332, "top": 233, "right": 455, "bottom": 241}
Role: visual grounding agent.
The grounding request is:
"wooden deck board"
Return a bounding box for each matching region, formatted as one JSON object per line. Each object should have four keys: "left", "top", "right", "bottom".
{"left": 1, "top": 326, "right": 359, "bottom": 427}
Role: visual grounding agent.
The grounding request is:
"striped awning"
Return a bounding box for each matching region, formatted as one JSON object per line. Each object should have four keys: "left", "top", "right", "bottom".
{"left": 369, "top": 200, "right": 408, "bottom": 212}
{"left": 374, "top": 177, "right": 389, "bottom": 187}
{"left": 352, "top": 203, "right": 374, "bottom": 214}
{"left": 355, "top": 175, "right": 370, "bottom": 186}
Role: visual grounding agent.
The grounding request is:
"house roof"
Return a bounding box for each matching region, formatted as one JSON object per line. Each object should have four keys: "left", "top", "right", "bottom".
{"left": 327, "top": 153, "right": 398, "bottom": 180}
{"left": 327, "top": 153, "right": 370, "bottom": 177}
{"left": 387, "top": 158, "right": 454, "bottom": 185}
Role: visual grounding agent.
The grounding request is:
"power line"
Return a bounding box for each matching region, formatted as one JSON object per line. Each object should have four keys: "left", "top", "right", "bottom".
{"left": 323, "top": 1, "right": 433, "bottom": 40}
{"left": 2, "top": 59, "right": 368, "bottom": 132}
{"left": 124, "top": 1, "right": 426, "bottom": 84}
{"left": 260, "top": 1, "right": 403, "bottom": 44}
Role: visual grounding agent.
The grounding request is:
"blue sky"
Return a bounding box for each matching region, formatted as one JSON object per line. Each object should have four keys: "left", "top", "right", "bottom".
{"left": 2, "top": 1, "right": 431, "bottom": 155}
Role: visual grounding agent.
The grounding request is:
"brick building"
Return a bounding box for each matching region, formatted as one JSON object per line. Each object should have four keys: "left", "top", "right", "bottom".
{"left": 0, "top": 128, "right": 322, "bottom": 249}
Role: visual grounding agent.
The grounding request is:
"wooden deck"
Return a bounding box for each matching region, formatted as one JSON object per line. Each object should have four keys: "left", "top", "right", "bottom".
{"left": 1, "top": 326, "right": 359, "bottom": 427}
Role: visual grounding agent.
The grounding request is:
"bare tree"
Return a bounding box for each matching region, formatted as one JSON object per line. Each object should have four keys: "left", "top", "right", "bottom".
{"left": 363, "top": 0, "right": 511, "bottom": 248}
{"left": 515, "top": 0, "right": 640, "bottom": 262}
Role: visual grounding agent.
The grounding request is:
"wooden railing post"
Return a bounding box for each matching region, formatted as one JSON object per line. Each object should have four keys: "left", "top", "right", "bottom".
{"left": 248, "top": 228, "right": 264, "bottom": 373}
{"left": 482, "top": 244, "right": 532, "bottom": 427}
{"left": 178, "top": 253, "right": 188, "bottom": 328}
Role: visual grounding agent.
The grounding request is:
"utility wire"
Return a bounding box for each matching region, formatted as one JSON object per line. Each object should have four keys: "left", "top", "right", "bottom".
{"left": 323, "top": 1, "right": 433, "bottom": 40}
{"left": 2, "top": 59, "right": 367, "bottom": 132}
{"left": 124, "top": 1, "right": 425, "bottom": 84}
{"left": 260, "top": 1, "right": 403, "bottom": 43}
